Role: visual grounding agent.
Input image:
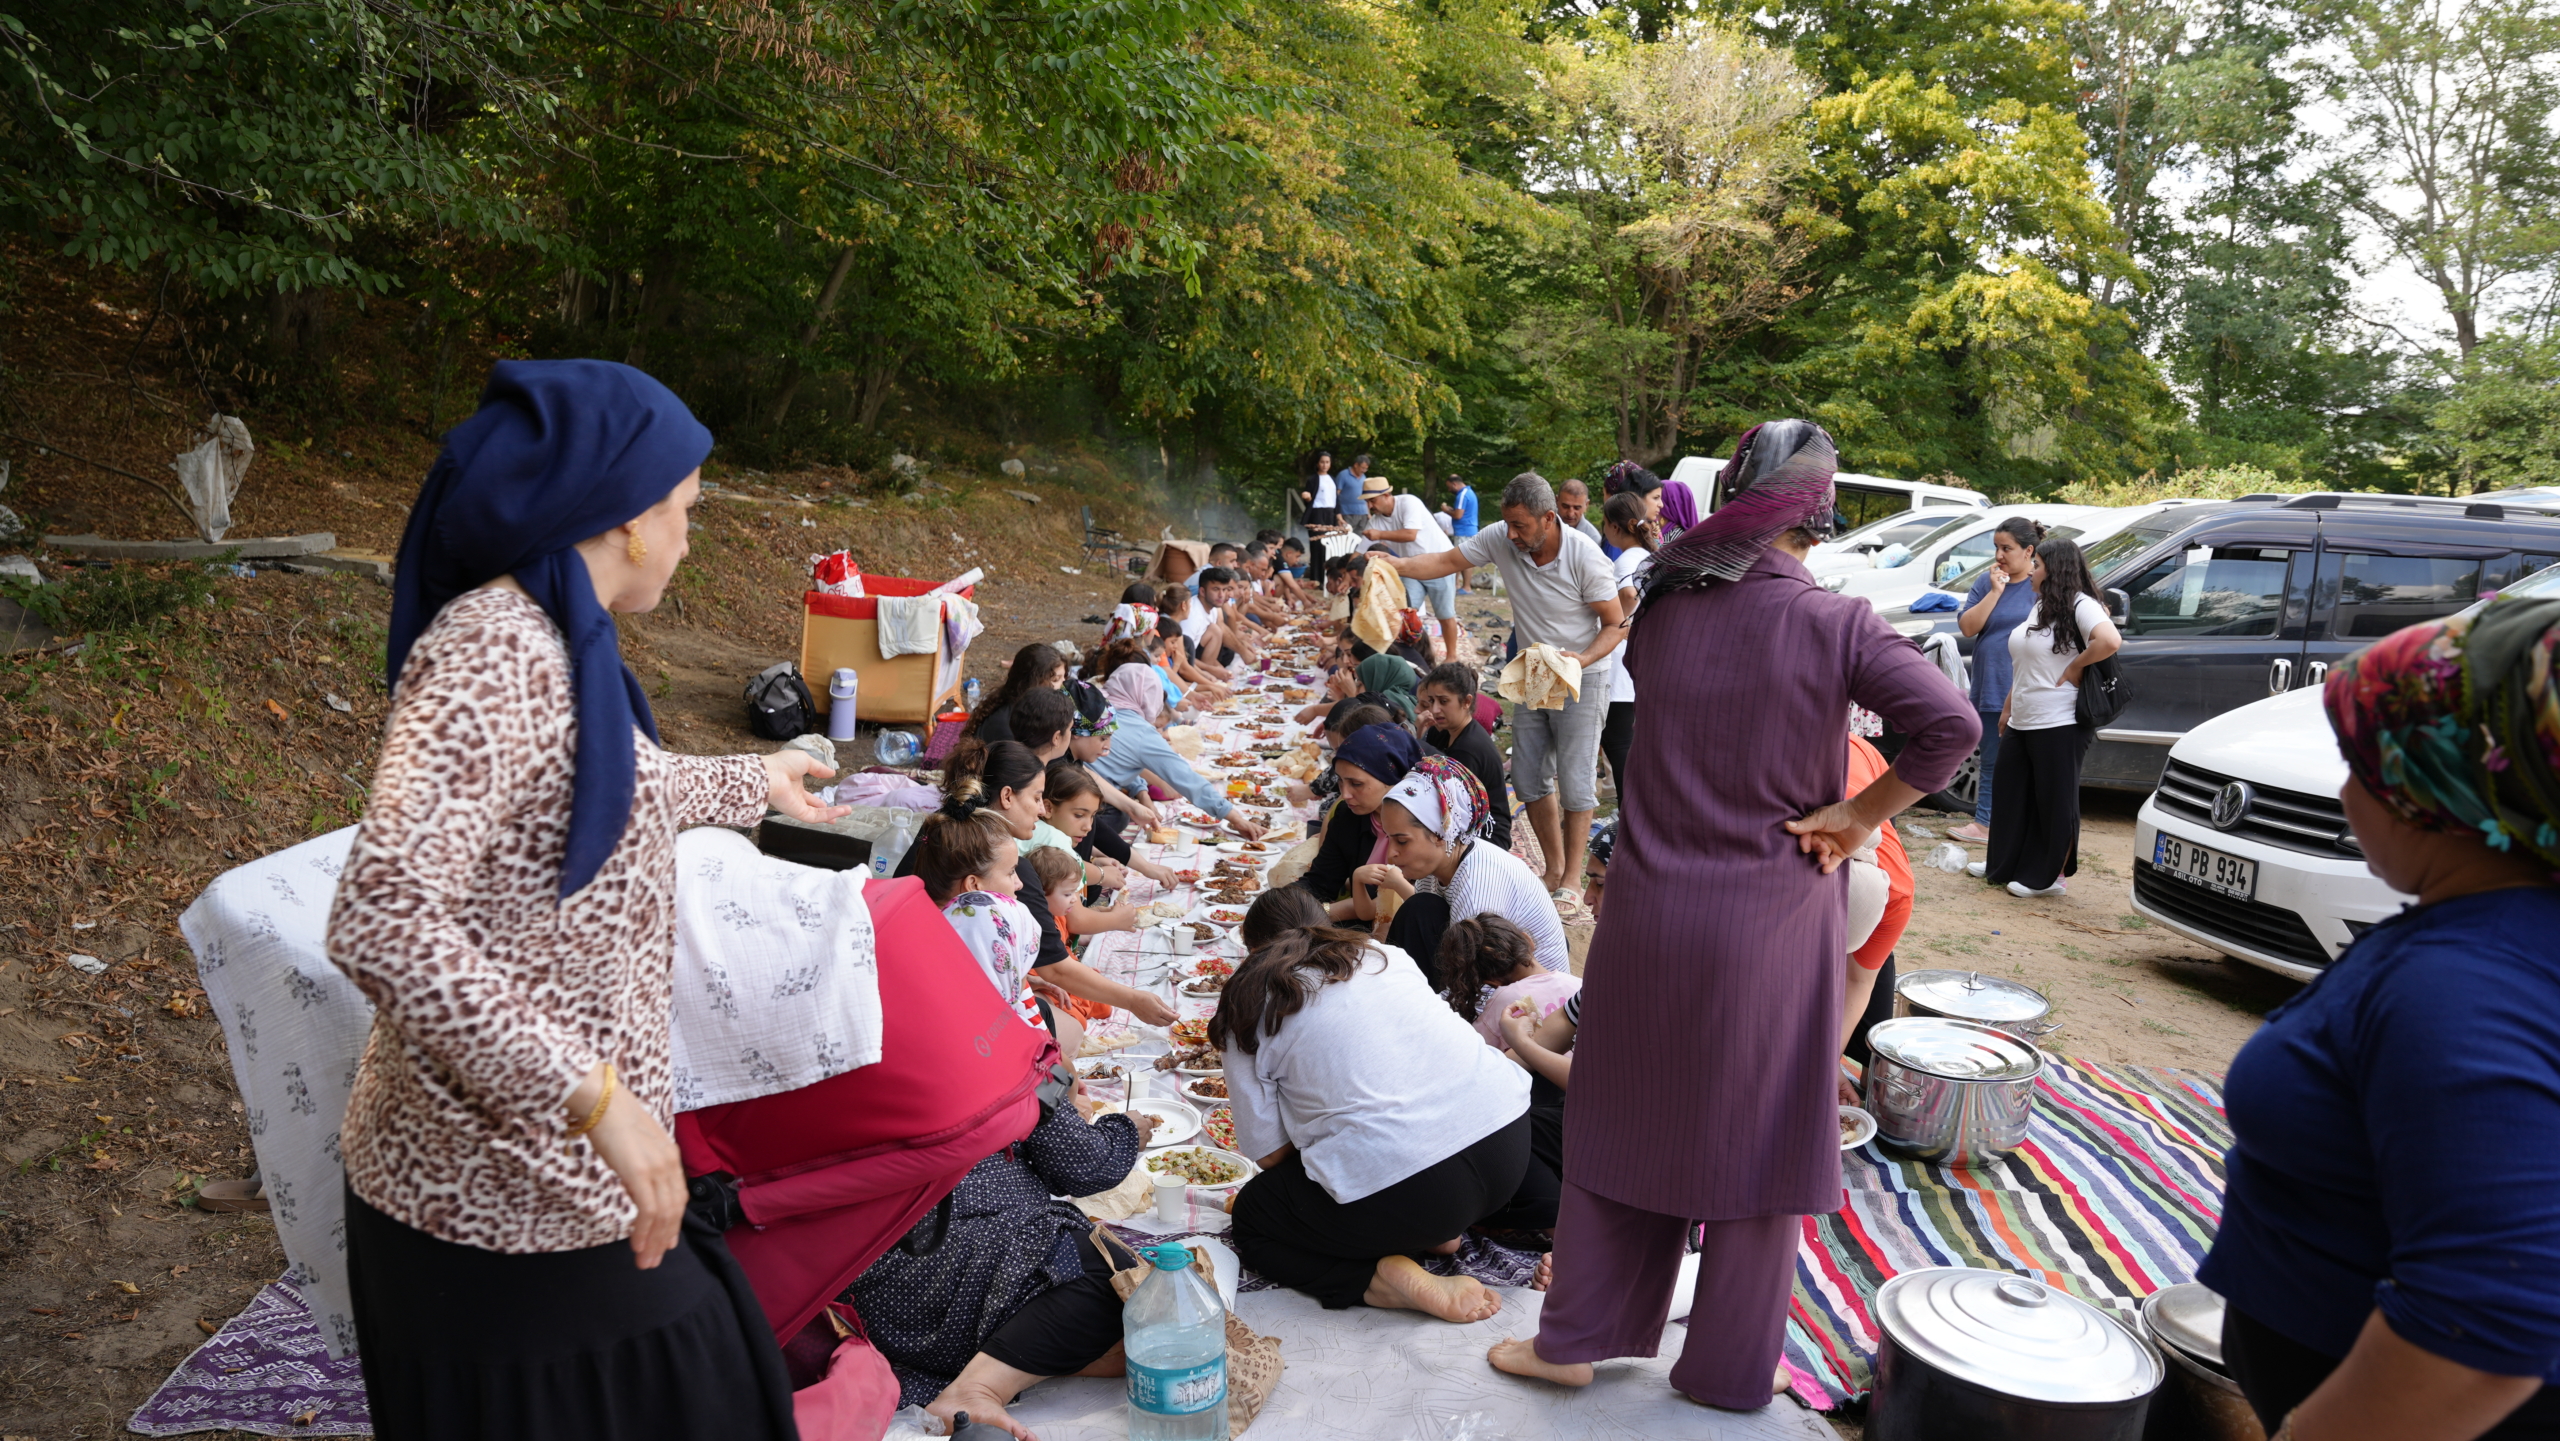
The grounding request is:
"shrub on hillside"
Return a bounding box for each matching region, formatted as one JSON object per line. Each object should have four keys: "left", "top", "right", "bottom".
{"left": 2052, "top": 464, "right": 2311, "bottom": 508}
{"left": 1, "top": 557, "right": 228, "bottom": 635}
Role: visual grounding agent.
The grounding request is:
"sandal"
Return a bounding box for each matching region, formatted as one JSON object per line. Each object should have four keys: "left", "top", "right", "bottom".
{"left": 195, "top": 1178, "right": 269, "bottom": 1213}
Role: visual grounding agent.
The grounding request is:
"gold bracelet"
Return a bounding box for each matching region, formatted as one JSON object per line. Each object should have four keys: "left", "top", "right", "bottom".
{"left": 565, "top": 1064, "right": 616, "bottom": 1141}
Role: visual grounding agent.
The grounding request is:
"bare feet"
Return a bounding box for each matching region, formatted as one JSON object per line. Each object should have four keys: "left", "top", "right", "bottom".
{"left": 1775, "top": 1362, "right": 1793, "bottom": 1394}
{"left": 1366, "top": 1254, "right": 1501, "bottom": 1322}
{"left": 927, "top": 1381, "right": 1034, "bottom": 1441}
{"left": 1488, "top": 1337, "right": 1592, "bottom": 1386}
{"left": 1531, "top": 1253, "right": 1552, "bottom": 1292}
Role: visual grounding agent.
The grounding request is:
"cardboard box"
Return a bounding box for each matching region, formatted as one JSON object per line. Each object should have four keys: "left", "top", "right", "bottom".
{"left": 799, "top": 576, "right": 976, "bottom": 724}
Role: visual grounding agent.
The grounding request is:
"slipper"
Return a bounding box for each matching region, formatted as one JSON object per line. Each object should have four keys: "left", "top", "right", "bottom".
{"left": 1948, "top": 823, "right": 1990, "bottom": 843}
{"left": 194, "top": 1178, "right": 269, "bottom": 1213}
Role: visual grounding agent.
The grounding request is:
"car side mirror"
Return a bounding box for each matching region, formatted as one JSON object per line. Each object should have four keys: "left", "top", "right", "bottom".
{"left": 2105, "top": 588, "right": 2129, "bottom": 622}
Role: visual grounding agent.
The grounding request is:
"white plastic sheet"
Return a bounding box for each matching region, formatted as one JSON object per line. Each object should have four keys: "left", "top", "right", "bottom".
{"left": 172, "top": 414, "right": 255, "bottom": 542}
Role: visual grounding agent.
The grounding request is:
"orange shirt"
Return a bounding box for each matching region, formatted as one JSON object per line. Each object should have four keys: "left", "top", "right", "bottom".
{"left": 1848, "top": 734, "right": 1914, "bottom": 970}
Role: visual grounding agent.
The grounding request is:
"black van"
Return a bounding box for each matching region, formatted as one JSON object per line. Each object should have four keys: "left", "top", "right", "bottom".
{"left": 1880, "top": 493, "right": 2560, "bottom": 804}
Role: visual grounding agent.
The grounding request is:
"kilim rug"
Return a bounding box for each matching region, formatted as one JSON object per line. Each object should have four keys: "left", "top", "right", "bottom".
{"left": 1781, "top": 1058, "right": 2230, "bottom": 1409}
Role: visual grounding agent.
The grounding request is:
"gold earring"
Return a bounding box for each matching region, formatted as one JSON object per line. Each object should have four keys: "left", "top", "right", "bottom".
{"left": 626, "top": 530, "right": 647, "bottom": 564}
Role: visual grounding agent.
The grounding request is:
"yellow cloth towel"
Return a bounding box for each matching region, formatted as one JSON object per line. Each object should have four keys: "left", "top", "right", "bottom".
{"left": 1498, "top": 642, "right": 1584, "bottom": 711}
{"left": 1351, "top": 552, "right": 1405, "bottom": 654}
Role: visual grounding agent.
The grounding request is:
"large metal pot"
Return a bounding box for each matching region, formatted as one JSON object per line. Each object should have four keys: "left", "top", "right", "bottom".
{"left": 2138, "top": 1283, "right": 2264, "bottom": 1441}
{"left": 1866, "top": 1017, "right": 2043, "bottom": 1166}
{"left": 1896, "top": 968, "right": 2058, "bottom": 1041}
{"left": 1869, "top": 1268, "right": 2162, "bottom": 1441}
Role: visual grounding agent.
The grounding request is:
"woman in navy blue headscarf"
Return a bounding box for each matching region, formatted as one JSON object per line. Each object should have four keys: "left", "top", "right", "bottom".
{"left": 327, "top": 360, "right": 844, "bottom": 1441}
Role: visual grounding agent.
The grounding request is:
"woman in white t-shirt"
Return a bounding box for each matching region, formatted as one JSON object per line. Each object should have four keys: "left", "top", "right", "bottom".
{"left": 1978, "top": 537, "right": 2121, "bottom": 898}
{"left": 1302, "top": 450, "right": 1339, "bottom": 530}
{"left": 1216, "top": 888, "right": 1553, "bottom": 1321}
{"left": 1597, "top": 490, "right": 1657, "bottom": 797}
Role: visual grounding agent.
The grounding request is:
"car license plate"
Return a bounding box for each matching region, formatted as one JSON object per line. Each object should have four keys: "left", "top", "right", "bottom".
{"left": 2154, "top": 833, "right": 2256, "bottom": 900}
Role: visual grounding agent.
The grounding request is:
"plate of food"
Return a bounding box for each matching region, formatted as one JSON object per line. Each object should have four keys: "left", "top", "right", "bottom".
{"left": 1840, "top": 1105, "right": 1877, "bottom": 1151}
{"left": 1077, "top": 1060, "right": 1127, "bottom": 1084}
{"left": 1188, "top": 956, "right": 1236, "bottom": 981}
{"left": 1201, "top": 1107, "right": 1236, "bottom": 1152}
{"left": 1180, "top": 1074, "right": 1230, "bottom": 1106}
{"left": 1154, "top": 1044, "right": 1222, "bottom": 1075}
{"left": 1124, "top": 1097, "right": 1199, "bottom": 1148}
{"left": 1144, "top": 1146, "right": 1258, "bottom": 1192}
{"left": 1178, "top": 973, "right": 1226, "bottom": 999}
{"left": 1168, "top": 1018, "right": 1210, "bottom": 1049}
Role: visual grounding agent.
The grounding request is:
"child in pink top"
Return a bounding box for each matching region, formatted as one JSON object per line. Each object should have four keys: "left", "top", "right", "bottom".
{"left": 1433, "top": 915, "right": 1581, "bottom": 1049}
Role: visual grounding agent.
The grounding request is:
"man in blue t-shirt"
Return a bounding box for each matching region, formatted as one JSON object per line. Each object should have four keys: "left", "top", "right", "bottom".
{"left": 1441, "top": 474, "right": 1481, "bottom": 592}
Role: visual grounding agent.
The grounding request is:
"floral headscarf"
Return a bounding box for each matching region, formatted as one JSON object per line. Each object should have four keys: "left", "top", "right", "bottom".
{"left": 2325, "top": 595, "right": 2560, "bottom": 869}
{"left": 1382, "top": 755, "right": 1491, "bottom": 843}
{"left": 1638, "top": 419, "right": 1837, "bottom": 612}
{"left": 1101, "top": 602, "right": 1158, "bottom": 647}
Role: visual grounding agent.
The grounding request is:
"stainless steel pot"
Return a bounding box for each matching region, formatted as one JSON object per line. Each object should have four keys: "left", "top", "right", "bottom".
{"left": 1896, "top": 968, "right": 2057, "bottom": 1041}
{"left": 2138, "top": 1283, "right": 2264, "bottom": 1441}
{"left": 1869, "top": 1268, "right": 2162, "bottom": 1441}
{"left": 1866, "top": 1017, "right": 2043, "bottom": 1166}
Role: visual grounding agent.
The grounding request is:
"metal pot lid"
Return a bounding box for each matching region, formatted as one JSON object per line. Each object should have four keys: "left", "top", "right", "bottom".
{"left": 2139, "top": 1282, "right": 2228, "bottom": 1371}
{"left": 1897, "top": 969, "right": 2052, "bottom": 1022}
{"left": 1868, "top": 1017, "right": 2045, "bottom": 1081}
{"left": 1876, "top": 1268, "right": 2162, "bottom": 1405}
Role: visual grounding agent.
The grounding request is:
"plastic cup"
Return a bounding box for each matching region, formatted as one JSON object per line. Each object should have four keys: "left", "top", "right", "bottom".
{"left": 1153, "top": 1173, "right": 1189, "bottom": 1223}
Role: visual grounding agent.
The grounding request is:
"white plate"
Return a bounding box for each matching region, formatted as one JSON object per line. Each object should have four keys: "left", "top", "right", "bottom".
{"left": 1840, "top": 1105, "right": 1878, "bottom": 1151}
{"left": 1179, "top": 1075, "right": 1232, "bottom": 1108}
{"left": 1143, "top": 1145, "right": 1259, "bottom": 1191}
{"left": 1185, "top": 903, "right": 1252, "bottom": 928}
{"left": 1124, "top": 1098, "right": 1199, "bottom": 1148}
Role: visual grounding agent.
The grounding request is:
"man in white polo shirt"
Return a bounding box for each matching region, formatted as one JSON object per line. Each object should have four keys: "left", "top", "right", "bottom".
{"left": 1360, "top": 472, "right": 1461, "bottom": 662}
{"left": 1388, "top": 472, "right": 1624, "bottom": 897}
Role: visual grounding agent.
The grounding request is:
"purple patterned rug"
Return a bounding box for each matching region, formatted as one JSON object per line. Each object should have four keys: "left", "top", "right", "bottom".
{"left": 130, "top": 1274, "right": 371, "bottom": 1437}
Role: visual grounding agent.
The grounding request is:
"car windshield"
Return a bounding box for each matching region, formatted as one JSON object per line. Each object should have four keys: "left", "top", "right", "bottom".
{"left": 1830, "top": 510, "right": 1952, "bottom": 548}
{"left": 1936, "top": 524, "right": 2087, "bottom": 592}
{"left": 2083, "top": 521, "right": 2179, "bottom": 584}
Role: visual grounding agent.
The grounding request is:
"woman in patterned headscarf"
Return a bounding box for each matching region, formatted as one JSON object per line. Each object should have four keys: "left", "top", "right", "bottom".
{"left": 2199, "top": 597, "right": 2560, "bottom": 1441}
{"left": 1352, "top": 756, "right": 1570, "bottom": 976}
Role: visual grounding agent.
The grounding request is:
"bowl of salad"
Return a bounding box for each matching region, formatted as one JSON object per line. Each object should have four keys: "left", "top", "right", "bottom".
{"left": 1143, "top": 1146, "right": 1258, "bottom": 1192}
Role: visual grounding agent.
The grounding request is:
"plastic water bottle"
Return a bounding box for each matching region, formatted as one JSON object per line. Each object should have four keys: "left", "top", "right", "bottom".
{"left": 1125, "top": 1244, "right": 1227, "bottom": 1440}
{"left": 964, "top": 675, "right": 983, "bottom": 710}
{"left": 870, "top": 811, "right": 920, "bottom": 879}
{"left": 873, "top": 729, "right": 923, "bottom": 766}
{"left": 827, "top": 668, "right": 861, "bottom": 742}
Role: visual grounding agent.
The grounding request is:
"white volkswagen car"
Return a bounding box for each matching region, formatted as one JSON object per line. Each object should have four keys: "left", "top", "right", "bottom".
{"left": 2131, "top": 558, "right": 2560, "bottom": 980}
{"left": 2129, "top": 686, "right": 2409, "bottom": 981}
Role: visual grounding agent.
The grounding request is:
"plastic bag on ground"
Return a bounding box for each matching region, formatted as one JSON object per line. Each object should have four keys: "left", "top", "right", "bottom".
{"left": 1925, "top": 841, "right": 1970, "bottom": 873}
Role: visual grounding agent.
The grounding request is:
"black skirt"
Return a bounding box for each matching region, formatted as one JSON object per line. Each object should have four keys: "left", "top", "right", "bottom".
{"left": 345, "top": 1187, "right": 797, "bottom": 1441}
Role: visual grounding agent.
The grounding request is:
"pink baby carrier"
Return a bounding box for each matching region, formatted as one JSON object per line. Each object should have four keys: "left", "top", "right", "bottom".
{"left": 676, "top": 875, "right": 1057, "bottom": 1436}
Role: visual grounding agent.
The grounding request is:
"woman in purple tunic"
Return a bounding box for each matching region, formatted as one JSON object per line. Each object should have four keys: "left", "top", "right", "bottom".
{"left": 1490, "top": 421, "right": 1978, "bottom": 1408}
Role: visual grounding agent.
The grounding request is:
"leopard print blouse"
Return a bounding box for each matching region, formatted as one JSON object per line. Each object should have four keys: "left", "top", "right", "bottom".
{"left": 328, "top": 587, "right": 767, "bottom": 1254}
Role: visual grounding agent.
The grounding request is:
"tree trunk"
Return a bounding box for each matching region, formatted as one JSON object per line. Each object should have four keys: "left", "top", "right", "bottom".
{"left": 768, "top": 246, "right": 862, "bottom": 426}
{"left": 623, "top": 247, "right": 685, "bottom": 369}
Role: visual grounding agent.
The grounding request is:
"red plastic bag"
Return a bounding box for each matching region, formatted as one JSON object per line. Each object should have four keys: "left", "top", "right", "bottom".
{"left": 811, "top": 551, "right": 866, "bottom": 598}
{"left": 791, "top": 1305, "right": 900, "bottom": 1441}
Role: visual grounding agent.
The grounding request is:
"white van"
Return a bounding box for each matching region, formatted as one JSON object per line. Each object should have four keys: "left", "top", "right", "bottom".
{"left": 1662, "top": 458, "right": 1988, "bottom": 533}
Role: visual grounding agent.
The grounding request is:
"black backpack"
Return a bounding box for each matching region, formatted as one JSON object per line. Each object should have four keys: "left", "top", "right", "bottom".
{"left": 744, "top": 662, "right": 817, "bottom": 741}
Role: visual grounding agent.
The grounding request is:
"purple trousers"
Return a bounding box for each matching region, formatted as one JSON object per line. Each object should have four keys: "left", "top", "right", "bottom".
{"left": 1532, "top": 1181, "right": 1799, "bottom": 1409}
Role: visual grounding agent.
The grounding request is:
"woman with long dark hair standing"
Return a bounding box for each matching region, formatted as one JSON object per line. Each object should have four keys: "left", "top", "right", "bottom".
{"left": 328, "top": 360, "right": 847, "bottom": 1440}
{"left": 1978, "top": 536, "right": 2121, "bottom": 898}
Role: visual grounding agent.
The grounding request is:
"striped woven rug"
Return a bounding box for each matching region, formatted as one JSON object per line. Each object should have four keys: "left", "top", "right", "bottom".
{"left": 1780, "top": 1058, "right": 2230, "bottom": 1410}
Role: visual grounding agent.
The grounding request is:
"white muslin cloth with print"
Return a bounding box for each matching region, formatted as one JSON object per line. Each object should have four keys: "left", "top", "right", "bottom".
{"left": 668, "top": 827, "right": 883, "bottom": 1112}
{"left": 185, "top": 825, "right": 371, "bottom": 1356}
{"left": 876, "top": 593, "right": 943, "bottom": 659}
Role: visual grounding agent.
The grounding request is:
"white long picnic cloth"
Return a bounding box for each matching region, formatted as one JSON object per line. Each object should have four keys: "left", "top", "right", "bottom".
{"left": 1497, "top": 642, "right": 1583, "bottom": 711}
{"left": 185, "top": 825, "right": 371, "bottom": 1356}
{"left": 668, "top": 827, "right": 882, "bottom": 1111}
{"left": 876, "top": 593, "right": 942, "bottom": 659}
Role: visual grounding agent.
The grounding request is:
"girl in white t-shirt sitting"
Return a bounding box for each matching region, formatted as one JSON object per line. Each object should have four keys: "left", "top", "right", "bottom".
{"left": 1978, "top": 537, "right": 2122, "bottom": 899}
